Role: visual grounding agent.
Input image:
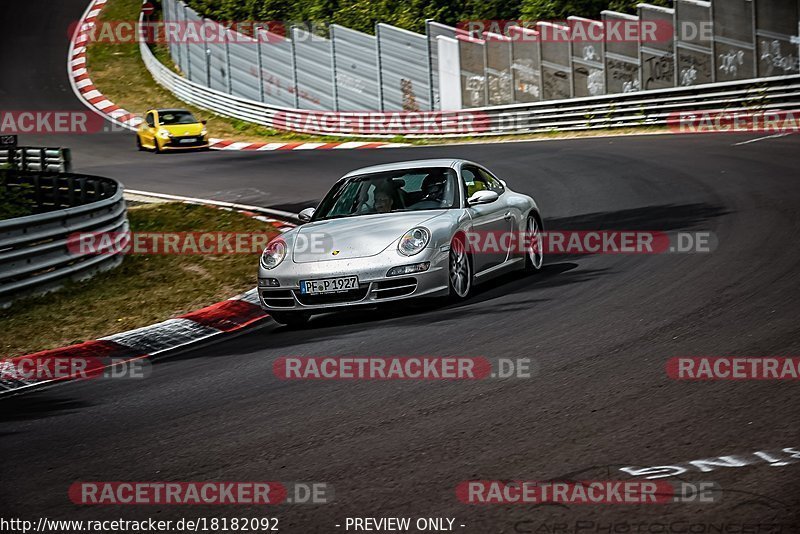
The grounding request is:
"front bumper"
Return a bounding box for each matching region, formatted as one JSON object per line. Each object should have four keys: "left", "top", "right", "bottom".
{"left": 161, "top": 136, "right": 209, "bottom": 150}
{"left": 258, "top": 248, "right": 450, "bottom": 311}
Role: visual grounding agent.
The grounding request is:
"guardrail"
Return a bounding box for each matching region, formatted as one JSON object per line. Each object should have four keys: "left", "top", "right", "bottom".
{"left": 0, "top": 147, "right": 72, "bottom": 173}
{"left": 0, "top": 171, "right": 128, "bottom": 308}
{"left": 141, "top": 36, "right": 800, "bottom": 138}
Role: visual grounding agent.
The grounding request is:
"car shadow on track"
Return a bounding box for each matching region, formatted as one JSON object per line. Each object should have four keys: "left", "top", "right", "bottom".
{"left": 190, "top": 261, "right": 602, "bottom": 357}
{"left": 165, "top": 201, "right": 731, "bottom": 357}
{"left": 548, "top": 202, "right": 728, "bottom": 231}
{"left": 0, "top": 395, "right": 92, "bottom": 423}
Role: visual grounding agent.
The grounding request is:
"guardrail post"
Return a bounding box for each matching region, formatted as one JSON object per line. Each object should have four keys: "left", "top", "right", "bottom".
{"left": 62, "top": 148, "right": 72, "bottom": 173}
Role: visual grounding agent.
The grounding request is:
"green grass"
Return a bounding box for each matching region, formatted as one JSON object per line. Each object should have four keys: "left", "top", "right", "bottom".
{"left": 0, "top": 203, "right": 277, "bottom": 358}
{"left": 87, "top": 0, "right": 331, "bottom": 143}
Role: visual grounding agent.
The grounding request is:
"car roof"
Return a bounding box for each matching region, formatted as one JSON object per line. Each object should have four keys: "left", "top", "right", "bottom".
{"left": 342, "top": 159, "right": 478, "bottom": 178}
{"left": 152, "top": 108, "right": 192, "bottom": 114}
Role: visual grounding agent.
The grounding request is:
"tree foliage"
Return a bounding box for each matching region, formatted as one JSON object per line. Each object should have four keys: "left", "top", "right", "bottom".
{"left": 184, "top": 0, "right": 672, "bottom": 35}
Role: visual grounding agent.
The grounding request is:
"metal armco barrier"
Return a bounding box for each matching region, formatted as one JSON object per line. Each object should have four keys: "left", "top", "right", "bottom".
{"left": 0, "top": 147, "right": 72, "bottom": 173}
{"left": 142, "top": 35, "right": 800, "bottom": 137}
{"left": 159, "top": 0, "right": 799, "bottom": 112}
{"left": 0, "top": 171, "right": 128, "bottom": 308}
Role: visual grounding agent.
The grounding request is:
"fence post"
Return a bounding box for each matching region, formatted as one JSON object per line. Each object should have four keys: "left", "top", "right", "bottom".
{"left": 289, "top": 25, "right": 300, "bottom": 108}
{"left": 330, "top": 25, "right": 340, "bottom": 112}
{"left": 256, "top": 29, "right": 265, "bottom": 103}
{"left": 376, "top": 23, "right": 385, "bottom": 112}
{"left": 225, "top": 29, "right": 233, "bottom": 94}
{"left": 183, "top": 4, "right": 191, "bottom": 80}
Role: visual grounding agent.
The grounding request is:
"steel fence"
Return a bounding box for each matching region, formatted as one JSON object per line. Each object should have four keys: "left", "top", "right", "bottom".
{"left": 159, "top": 0, "right": 800, "bottom": 113}
{"left": 0, "top": 171, "right": 128, "bottom": 307}
{"left": 141, "top": 32, "right": 800, "bottom": 138}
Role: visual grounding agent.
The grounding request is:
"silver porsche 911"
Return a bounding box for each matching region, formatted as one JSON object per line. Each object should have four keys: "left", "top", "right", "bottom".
{"left": 257, "top": 159, "right": 543, "bottom": 326}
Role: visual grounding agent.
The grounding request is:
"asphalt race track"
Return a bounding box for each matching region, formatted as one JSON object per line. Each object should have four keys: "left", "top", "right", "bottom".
{"left": 2, "top": 0, "right": 799, "bottom": 532}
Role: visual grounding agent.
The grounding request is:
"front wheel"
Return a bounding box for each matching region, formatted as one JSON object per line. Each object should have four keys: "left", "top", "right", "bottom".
{"left": 270, "top": 311, "right": 310, "bottom": 328}
{"left": 136, "top": 135, "right": 144, "bottom": 151}
{"left": 524, "top": 215, "right": 544, "bottom": 272}
{"left": 153, "top": 139, "right": 162, "bottom": 154}
{"left": 448, "top": 235, "right": 472, "bottom": 300}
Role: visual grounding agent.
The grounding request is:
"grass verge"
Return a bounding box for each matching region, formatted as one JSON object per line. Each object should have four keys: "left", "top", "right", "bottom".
{"left": 0, "top": 203, "right": 276, "bottom": 358}
{"left": 86, "top": 0, "right": 670, "bottom": 146}
{"left": 87, "top": 0, "right": 333, "bottom": 143}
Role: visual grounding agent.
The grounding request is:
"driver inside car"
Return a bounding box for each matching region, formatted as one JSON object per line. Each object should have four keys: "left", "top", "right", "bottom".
{"left": 357, "top": 182, "right": 396, "bottom": 214}
{"left": 411, "top": 172, "right": 448, "bottom": 209}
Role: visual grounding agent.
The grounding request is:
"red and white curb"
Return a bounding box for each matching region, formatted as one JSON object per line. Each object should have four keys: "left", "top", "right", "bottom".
{"left": 0, "top": 289, "right": 268, "bottom": 396}
{"left": 67, "top": 0, "right": 409, "bottom": 151}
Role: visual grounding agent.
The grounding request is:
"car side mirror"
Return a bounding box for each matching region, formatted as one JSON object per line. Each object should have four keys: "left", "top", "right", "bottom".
{"left": 467, "top": 190, "right": 499, "bottom": 206}
{"left": 201, "top": 119, "right": 207, "bottom": 125}
{"left": 298, "top": 207, "right": 315, "bottom": 222}
{"left": 499, "top": 179, "right": 507, "bottom": 187}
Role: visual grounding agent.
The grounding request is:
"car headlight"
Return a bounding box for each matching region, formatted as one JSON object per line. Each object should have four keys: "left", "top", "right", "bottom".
{"left": 398, "top": 227, "right": 430, "bottom": 256}
{"left": 157, "top": 129, "right": 171, "bottom": 139}
{"left": 200, "top": 128, "right": 208, "bottom": 137}
{"left": 260, "top": 239, "right": 287, "bottom": 269}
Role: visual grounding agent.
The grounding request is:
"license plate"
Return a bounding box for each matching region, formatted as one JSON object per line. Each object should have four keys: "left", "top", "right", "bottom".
{"left": 300, "top": 276, "right": 358, "bottom": 295}
{"left": 179, "top": 138, "right": 196, "bottom": 144}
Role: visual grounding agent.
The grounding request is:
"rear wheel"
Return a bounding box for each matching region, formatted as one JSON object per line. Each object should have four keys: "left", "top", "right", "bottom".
{"left": 448, "top": 235, "right": 472, "bottom": 300}
{"left": 270, "top": 311, "right": 310, "bottom": 328}
{"left": 524, "top": 214, "right": 544, "bottom": 272}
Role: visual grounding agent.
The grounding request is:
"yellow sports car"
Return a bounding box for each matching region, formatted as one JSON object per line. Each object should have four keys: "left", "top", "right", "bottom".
{"left": 136, "top": 108, "right": 209, "bottom": 152}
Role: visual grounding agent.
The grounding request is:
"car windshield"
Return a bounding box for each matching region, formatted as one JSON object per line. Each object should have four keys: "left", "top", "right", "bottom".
{"left": 158, "top": 111, "right": 198, "bottom": 125}
{"left": 313, "top": 168, "right": 459, "bottom": 220}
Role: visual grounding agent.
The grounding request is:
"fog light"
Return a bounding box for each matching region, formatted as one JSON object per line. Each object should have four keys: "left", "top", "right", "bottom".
{"left": 387, "top": 262, "right": 430, "bottom": 277}
{"left": 258, "top": 278, "right": 280, "bottom": 287}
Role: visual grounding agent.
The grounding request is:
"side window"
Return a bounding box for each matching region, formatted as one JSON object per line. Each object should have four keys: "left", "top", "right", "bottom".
{"left": 462, "top": 165, "right": 504, "bottom": 198}
{"left": 478, "top": 168, "right": 505, "bottom": 194}
{"left": 145, "top": 112, "right": 155, "bottom": 128}
{"left": 461, "top": 166, "right": 486, "bottom": 199}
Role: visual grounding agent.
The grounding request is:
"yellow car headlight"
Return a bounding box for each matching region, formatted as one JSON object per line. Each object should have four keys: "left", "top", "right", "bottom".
{"left": 157, "top": 129, "right": 171, "bottom": 139}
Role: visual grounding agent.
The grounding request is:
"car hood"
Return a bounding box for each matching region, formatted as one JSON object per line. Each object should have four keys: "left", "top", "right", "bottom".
{"left": 161, "top": 123, "right": 204, "bottom": 136}
{"left": 292, "top": 211, "right": 446, "bottom": 263}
